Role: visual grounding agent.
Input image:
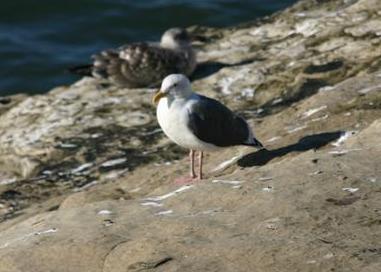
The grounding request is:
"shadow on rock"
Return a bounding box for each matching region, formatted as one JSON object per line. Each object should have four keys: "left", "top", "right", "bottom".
{"left": 238, "top": 131, "right": 342, "bottom": 167}
{"left": 191, "top": 58, "right": 264, "bottom": 81}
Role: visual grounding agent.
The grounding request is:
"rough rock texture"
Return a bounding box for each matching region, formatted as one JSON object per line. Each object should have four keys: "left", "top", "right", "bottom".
{"left": 0, "top": 0, "right": 381, "bottom": 271}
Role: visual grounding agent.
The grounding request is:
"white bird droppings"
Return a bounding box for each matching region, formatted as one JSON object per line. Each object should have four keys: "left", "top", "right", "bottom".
{"left": 57, "top": 143, "right": 77, "bottom": 149}
{"left": 212, "top": 156, "right": 241, "bottom": 172}
{"left": 302, "top": 105, "right": 327, "bottom": 119}
{"left": 0, "top": 228, "right": 58, "bottom": 249}
{"left": 342, "top": 187, "right": 359, "bottom": 193}
{"left": 212, "top": 180, "right": 243, "bottom": 185}
{"left": 358, "top": 84, "right": 381, "bottom": 94}
{"left": 0, "top": 178, "right": 17, "bottom": 185}
{"left": 98, "top": 210, "right": 112, "bottom": 215}
{"left": 34, "top": 228, "right": 58, "bottom": 235}
{"left": 240, "top": 88, "right": 255, "bottom": 98}
{"left": 144, "top": 185, "right": 193, "bottom": 202}
{"left": 141, "top": 202, "right": 163, "bottom": 207}
{"left": 287, "top": 125, "right": 307, "bottom": 134}
{"left": 71, "top": 162, "right": 93, "bottom": 174}
{"left": 329, "top": 148, "right": 362, "bottom": 156}
{"left": 266, "top": 136, "right": 280, "bottom": 143}
{"left": 272, "top": 98, "right": 283, "bottom": 105}
{"left": 310, "top": 114, "right": 328, "bottom": 122}
{"left": 155, "top": 210, "right": 173, "bottom": 216}
{"left": 262, "top": 186, "right": 273, "bottom": 192}
{"left": 258, "top": 177, "right": 273, "bottom": 181}
{"left": 101, "top": 158, "right": 127, "bottom": 167}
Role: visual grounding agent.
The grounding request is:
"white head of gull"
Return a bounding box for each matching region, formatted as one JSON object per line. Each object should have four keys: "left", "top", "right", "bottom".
{"left": 160, "top": 28, "right": 193, "bottom": 50}
{"left": 153, "top": 74, "right": 264, "bottom": 183}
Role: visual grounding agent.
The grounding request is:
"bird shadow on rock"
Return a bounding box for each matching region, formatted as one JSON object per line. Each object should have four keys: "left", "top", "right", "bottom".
{"left": 191, "top": 58, "right": 264, "bottom": 81}
{"left": 238, "top": 131, "right": 343, "bottom": 167}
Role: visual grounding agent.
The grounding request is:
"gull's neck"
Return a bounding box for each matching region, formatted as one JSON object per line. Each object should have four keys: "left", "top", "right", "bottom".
{"left": 166, "top": 90, "right": 194, "bottom": 107}
{"left": 160, "top": 39, "right": 192, "bottom": 51}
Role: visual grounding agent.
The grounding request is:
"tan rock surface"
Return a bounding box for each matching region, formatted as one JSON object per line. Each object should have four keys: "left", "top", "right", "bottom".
{"left": 0, "top": 0, "right": 380, "bottom": 271}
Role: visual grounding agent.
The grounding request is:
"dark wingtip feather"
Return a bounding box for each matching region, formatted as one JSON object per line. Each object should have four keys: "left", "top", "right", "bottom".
{"left": 67, "top": 64, "right": 93, "bottom": 76}
{"left": 253, "top": 138, "right": 266, "bottom": 149}
{"left": 243, "top": 137, "right": 266, "bottom": 150}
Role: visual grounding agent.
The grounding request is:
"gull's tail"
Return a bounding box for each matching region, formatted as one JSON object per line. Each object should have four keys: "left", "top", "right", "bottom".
{"left": 67, "top": 64, "right": 93, "bottom": 76}
{"left": 243, "top": 136, "right": 266, "bottom": 150}
{"left": 252, "top": 137, "right": 264, "bottom": 149}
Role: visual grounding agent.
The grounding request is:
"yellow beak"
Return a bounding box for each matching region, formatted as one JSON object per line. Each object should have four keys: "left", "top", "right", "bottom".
{"left": 152, "top": 89, "right": 166, "bottom": 105}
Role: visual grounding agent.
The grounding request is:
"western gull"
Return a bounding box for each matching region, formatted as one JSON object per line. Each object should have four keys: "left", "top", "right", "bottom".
{"left": 70, "top": 28, "right": 196, "bottom": 88}
{"left": 153, "top": 74, "right": 264, "bottom": 182}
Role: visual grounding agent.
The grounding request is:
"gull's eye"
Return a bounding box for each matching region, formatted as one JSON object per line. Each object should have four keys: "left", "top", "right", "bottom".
{"left": 175, "top": 31, "right": 188, "bottom": 41}
{"left": 173, "top": 83, "right": 177, "bottom": 88}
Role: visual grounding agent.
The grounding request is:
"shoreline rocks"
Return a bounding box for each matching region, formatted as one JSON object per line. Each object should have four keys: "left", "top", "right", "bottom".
{"left": 0, "top": 0, "right": 380, "bottom": 271}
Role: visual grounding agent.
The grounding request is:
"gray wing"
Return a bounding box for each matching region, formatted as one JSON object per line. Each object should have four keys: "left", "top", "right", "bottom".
{"left": 92, "top": 42, "right": 192, "bottom": 88}
{"left": 187, "top": 95, "right": 251, "bottom": 147}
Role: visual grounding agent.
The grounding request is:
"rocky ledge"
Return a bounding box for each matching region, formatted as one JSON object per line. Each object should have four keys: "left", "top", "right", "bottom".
{"left": 0, "top": 0, "right": 380, "bottom": 271}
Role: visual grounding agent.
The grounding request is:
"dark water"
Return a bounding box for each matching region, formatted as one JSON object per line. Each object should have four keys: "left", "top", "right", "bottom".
{"left": 0, "top": 0, "right": 297, "bottom": 96}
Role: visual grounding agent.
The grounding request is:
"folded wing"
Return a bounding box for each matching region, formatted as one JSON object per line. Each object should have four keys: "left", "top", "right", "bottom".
{"left": 92, "top": 43, "right": 192, "bottom": 87}
{"left": 186, "top": 95, "right": 252, "bottom": 147}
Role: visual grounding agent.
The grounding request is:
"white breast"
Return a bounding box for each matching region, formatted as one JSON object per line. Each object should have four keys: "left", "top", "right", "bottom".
{"left": 157, "top": 97, "right": 220, "bottom": 151}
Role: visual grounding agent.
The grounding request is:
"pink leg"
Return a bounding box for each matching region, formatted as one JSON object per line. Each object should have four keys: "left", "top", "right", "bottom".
{"left": 198, "top": 151, "right": 204, "bottom": 180}
{"left": 189, "top": 149, "right": 196, "bottom": 178}
{"left": 174, "top": 149, "right": 197, "bottom": 185}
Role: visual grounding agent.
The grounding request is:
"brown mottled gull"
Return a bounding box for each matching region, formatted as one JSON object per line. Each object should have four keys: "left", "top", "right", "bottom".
{"left": 70, "top": 28, "right": 196, "bottom": 88}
